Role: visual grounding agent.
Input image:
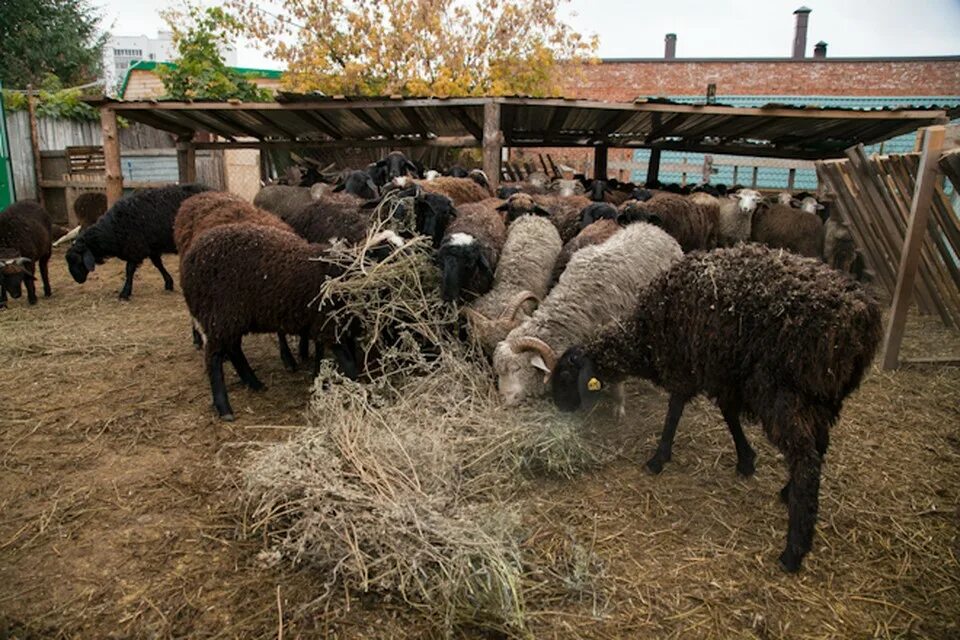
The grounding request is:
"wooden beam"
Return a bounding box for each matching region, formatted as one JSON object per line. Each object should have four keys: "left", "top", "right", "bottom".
{"left": 401, "top": 107, "right": 431, "bottom": 138}
{"left": 482, "top": 101, "right": 503, "bottom": 191}
{"left": 646, "top": 148, "right": 661, "bottom": 184}
{"left": 26, "top": 86, "right": 45, "bottom": 207}
{"left": 881, "top": 125, "right": 946, "bottom": 370}
{"left": 100, "top": 107, "right": 123, "bottom": 206}
{"left": 450, "top": 107, "right": 484, "bottom": 141}
{"left": 593, "top": 145, "right": 609, "bottom": 179}
{"left": 289, "top": 110, "right": 343, "bottom": 139}
{"left": 244, "top": 110, "right": 299, "bottom": 140}
{"left": 191, "top": 136, "right": 479, "bottom": 150}
{"left": 176, "top": 135, "right": 197, "bottom": 184}
{"left": 350, "top": 109, "right": 392, "bottom": 137}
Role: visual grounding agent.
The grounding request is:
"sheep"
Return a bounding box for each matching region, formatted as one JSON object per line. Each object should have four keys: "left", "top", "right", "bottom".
{"left": 549, "top": 179, "right": 585, "bottom": 198}
{"left": 751, "top": 203, "right": 824, "bottom": 258}
{"left": 445, "top": 165, "right": 469, "bottom": 178}
{"left": 253, "top": 183, "right": 329, "bottom": 223}
{"left": 587, "top": 179, "right": 632, "bottom": 205}
{"left": 462, "top": 215, "right": 563, "bottom": 354}
{"left": 578, "top": 202, "right": 618, "bottom": 231}
{"left": 392, "top": 175, "right": 492, "bottom": 205}
{"left": 436, "top": 198, "right": 506, "bottom": 302}
{"left": 716, "top": 188, "right": 764, "bottom": 247}
{"left": 181, "top": 223, "right": 351, "bottom": 420}
{"left": 497, "top": 193, "right": 592, "bottom": 243}
{"left": 331, "top": 170, "right": 379, "bottom": 200}
{"left": 65, "top": 184, "right": 209, "bottom": 300}
{"left": 292, "top": 186, "right": 458, "bottom": 249}
{"left": 368, "top": 150, "right": 419, "bottom": 186}
{"left": 0, "top": 201, "right": 52, "bottom": 308}
{"left": 492, "top": 222, "right": 682, "bottom": 408}
{"left": 551, "top": 218, "right": 623, "bottom": 284}
{"left": 617, "top": 193, "right": 719, "bottom": 252}
{"left": 549, "top": 244, "right": 882, "bottom": 572}
{"left": 424, "top": 170, "right": 442, "bottom": 181}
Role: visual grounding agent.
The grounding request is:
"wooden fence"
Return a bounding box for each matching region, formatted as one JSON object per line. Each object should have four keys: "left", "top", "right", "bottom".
{"left": 816, "top": 145, "right": 960, "bottom": 331}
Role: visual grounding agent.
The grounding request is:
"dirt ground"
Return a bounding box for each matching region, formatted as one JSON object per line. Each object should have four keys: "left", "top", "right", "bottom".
{"left": 1, "top": 249, "right": 958, "bottom": 639}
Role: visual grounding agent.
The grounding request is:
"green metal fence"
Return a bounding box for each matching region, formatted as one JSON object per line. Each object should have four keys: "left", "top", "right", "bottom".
{"left": 0, "top": 81, "right": 16, "bottom": 209}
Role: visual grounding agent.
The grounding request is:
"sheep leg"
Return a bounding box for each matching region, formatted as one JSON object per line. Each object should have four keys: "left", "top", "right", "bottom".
{"left": 206, "top": 348, "right": 234, "bottom": 421}
{"left": 646, "top": 393, "right": 687, "bottom": 474}
{"left": 331, "top": 339, "right": 360, "bottom": 380}
{"left": 718, "top": 394, "right": 756, "bottom": 477}
{"left": 612, "top": 382, "right": 627, "bottom": 421}
{"left": 780, "top": 427, "right": 828, "bottom": 503}
{"left": 228, "top": 341, "right": 265, "bottom": 391}
{"left": 298, "top": 330, "right": 310, "bottom": 362}
{"left": 780, "top": 449, "right": 822, "bottom": 573}
{"left": 39, "top": 255, "right": 51, "bottom": 297}
{"left": 277, "top": 334, "right": 298, "bottom": 372}
{"left": 24, "top": 264, "right": 38, "bottom": 304}
{"left": 313, "top": 339, "right": 324, "bottom": 377}
{"left": 119, "top": 261, "right": 139, "bottom": 300}
{"left": 0, "top": 285, "right": 7, "bottom": 308}
{"left": 149, "top": 254, "right": 174, "bottom": 291}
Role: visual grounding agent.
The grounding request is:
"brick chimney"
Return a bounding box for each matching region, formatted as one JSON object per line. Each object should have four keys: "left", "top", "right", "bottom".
{"left": 792, "top": 7, "right": 811, "bottom": 59}
{"left": 665, "top": 33, "right": 677, "bottom": 59}
{"left": 813, "top": 41, "right": 828, "bottom": 58}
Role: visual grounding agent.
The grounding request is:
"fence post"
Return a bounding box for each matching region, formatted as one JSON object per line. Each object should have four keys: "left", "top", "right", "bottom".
{"left": 881, "top": 125, "right": 946, "bottom": 369}
{"left": 100, "top": 107, "right": 123, "bottom": 206}
{"left": 646, "top": 149, "right": 661, "bottom": 185}
{"left": 176, "top": 135, "right": 197, "bottom": 184}
{"left": 26, "top": 86, "right": 45, "bottom": 207}
{"left": 482, "top": 100, "right": 502, "bottom": 191}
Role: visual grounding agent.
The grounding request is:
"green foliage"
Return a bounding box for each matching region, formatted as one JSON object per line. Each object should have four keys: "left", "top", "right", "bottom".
{"left": 0, "top": 0, "right": 106, "bottom": 89}
{"left": 159, "top": 6, "right": 271, "bottom": 102}
{"left": 1, "top": 75, "right": 98, "bottom": 121}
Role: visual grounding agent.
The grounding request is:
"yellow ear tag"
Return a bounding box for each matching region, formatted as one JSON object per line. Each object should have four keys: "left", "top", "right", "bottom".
{"left": 587, "top": 378, "right": 602, "bottom": 391}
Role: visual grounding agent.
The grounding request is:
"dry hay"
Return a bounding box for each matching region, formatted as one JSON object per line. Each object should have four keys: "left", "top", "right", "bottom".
{"left": 242, "top": 219, "right": 611, "bottom": 636}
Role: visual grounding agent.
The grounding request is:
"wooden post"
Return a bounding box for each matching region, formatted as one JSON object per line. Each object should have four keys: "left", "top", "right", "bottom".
{"left": 100, "top": 107, "right": 123, "bottom": 206}
{"left": 593, "top": 144, "right": 608, "bottom": 180}
{"left": 881, "top": 125, "right": 946, "bottom": 370}
{"left": 26, "top": 86, "right": 45, "bottom": 207}
{"left": 732, "top": 165, "right": 739, "bottom": 186}
{"left": 701, "top": 155, "right": 713, "bottom": 184}
{"left": 482, "top": 100, "right": 502, "bottom": 191}
{"left": 787, "top": 167, "right": 797, "bottom": 190}
{"left": 680, "top": 157, "right": 688, "bottom": 186}
{"left": 751, "top": 166, "right": 759, "bottom": 188}
{"left": 176, "top": 135, "right": 197, "bottom": 184}
{"left": 646, "top": 148, "right": 661, "bottom": 185}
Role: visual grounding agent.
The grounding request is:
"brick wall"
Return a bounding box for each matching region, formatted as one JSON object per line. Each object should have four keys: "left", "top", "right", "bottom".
{"left": 560, "top": 58, "right": 960, "bottom": 101}
{"left": 508, "top": 57, "right": 960, "bottom": 180}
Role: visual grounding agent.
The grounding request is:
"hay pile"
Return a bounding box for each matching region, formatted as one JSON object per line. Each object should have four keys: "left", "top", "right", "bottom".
{"left": 243, "top": 218, "right": 609, "bottom": 635}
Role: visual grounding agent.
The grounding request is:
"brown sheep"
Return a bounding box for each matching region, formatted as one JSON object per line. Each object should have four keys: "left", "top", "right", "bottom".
{"left": 497, "top": 193, "right": 592, "bottom": 243}
{"left": 617, "top": 193, "right": 719, "bottom": 252}
{"left": 397, "top": 175, "right": 492, "bottom": 205}
{"left": 551, "top": 218, "right": 622, "bottom": 283}
{"left": 751, "top": 204, "right": 824, "bottom": 258}
{"left": 174, "top": 191, "right": 292, "bottom": 257}
{"left": 0, "top": 201, "right": 52, "bottom": 307}
{"left": 437, "top": 198, "right": 507, "bottom": 302}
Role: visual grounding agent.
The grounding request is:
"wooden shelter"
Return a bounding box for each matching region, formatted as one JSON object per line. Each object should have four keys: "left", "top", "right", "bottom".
{"left": 85, "top": 94, "right": 958, "bottom": 368}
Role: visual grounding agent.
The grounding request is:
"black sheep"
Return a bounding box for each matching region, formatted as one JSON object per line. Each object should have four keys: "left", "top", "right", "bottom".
{"left": 578, "top": 202, "right": 618, "bottom": 231}
{"left": 332, "top": 170, "right": 379, "bottom": 200}
{"left": 550, "top": 245, "right": 882, "bottom": 572}
{"left": 181, "top": 223, "right": 348, "bottom": 420}
{"left": 0, "top": 201, "right": 52, "bottom": 307}
{"left": 369, "top": 151, "right": 418, "bottom": 186}
{"left": 65, "top": 184, "right": 209, "bottom": 299}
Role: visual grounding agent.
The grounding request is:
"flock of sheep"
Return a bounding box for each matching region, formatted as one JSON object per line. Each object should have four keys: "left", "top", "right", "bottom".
{"left": 0, "top": 149, "right": 883, "bottom": 574}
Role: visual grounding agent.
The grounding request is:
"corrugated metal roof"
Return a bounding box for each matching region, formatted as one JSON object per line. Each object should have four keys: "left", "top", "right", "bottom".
{"left": 84, "top": 95, "right": 956, "bottom": 160}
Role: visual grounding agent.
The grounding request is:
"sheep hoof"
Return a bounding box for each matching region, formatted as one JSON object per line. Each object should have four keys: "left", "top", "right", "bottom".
{"left": 736, "top": 454, "right": 757, "bottom": 478}
{"left": 219, "top": 412, "right": 236, "bottom": 422}
{"left": 645, "top": 454, "right": 666, "bottom": 474}
{"left": 778, "top": 549, "right": 803, "bottom": 573}
{"left": 164, "top": 282, "right": 174, "bottom": 291}
{"left": 28, "top": 297, "right": 38, "bottom": 305}
{"left": 118, "top": 293, "right": 130, "bottom": 301}
{"left": 248, "top": 381, "right": 266, "bottom": 392}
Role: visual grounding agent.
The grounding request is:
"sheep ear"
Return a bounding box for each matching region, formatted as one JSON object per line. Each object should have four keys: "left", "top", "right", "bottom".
{"left": 648, "top": 213, "right": 664, "bottom": 228}
{"left": 404, "top": 160, "right": 419, "bottom": 174}
{"left": 83, "top": 249, "right": 96, "bottom": 272}
{"left": 332, "top": 183, "right": 345, "bottom": 192}
{"left": 366, "top": 179, "right": 379, "bottom": 197}
{"left": 816, "top": 203, "right": 825, "bottom": 210}
{"left": 533, "top": 205, "right": 551, "bottom": 217}
{"left": 495, "top": 202, "right": 509, "bottom": 212}
{"left": 360, "top": 198, "right": 382, "bottom": 209}
{"left": 530, "top": 354, "right": 551, "bottom": 376}
{"left": 576, "top": 367, "right": 602, "bottom": 410}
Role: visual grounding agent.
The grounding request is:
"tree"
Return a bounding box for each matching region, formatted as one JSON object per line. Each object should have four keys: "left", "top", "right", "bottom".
{"left": 158, "top": 6, "right": 271, "bottom": 102}
{"left": 225, "top": 0, "right": 596, "bottom": 96}
{"left": 0, "top": 0, "right": 106, "bottom": 89}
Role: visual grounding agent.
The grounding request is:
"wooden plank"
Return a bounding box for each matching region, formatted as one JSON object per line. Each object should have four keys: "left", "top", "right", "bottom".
{"left": 900, "top": 357, "right": 960, "bottom": 367}
{"left": 593, "top": 145, "right": 608, "bottom": 179}
{"left": 450, "top": 106, "right": 484, "bottom": 141}
{"left": 191, "top": 136, "right": 479, "bottom": 150}
{"left": 482, "top": 101, "right": 502, "bottom": 191}
{"left": 289, "top": 110, "right": 343, "bottom": 139}
{"left": 26, "top": 88, "right": 45, "bottom": 208}
{"left": 882, "top": 126, "right": 947, "bottom": 370}
{"left": 177, "top": 136, "right": 196, "bottom": 184}
{"left": 100, "top": 107, "right": 123, "bottom": 206}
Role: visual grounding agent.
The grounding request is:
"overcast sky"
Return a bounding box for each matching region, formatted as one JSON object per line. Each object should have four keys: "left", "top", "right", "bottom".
{"left": 99, "top": 0, "right": 960, "bottom": 69}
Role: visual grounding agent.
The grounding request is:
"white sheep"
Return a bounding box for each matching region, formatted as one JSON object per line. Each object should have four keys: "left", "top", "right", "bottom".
{"left": 492, "top": 222, "right": 682, "bottom": 409}
{"left": 717, "top": 188, "right": 764, "bottom": 246}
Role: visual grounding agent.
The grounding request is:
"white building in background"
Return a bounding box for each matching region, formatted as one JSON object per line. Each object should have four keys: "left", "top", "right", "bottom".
{"left": 103, "top": 31, "right": 237, "bottom": 94}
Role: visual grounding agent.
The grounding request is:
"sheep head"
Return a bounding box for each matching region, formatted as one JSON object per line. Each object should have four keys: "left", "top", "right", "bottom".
{"left": 550, "top": 345, "right": 602, "bottom": 413}
{"left": 493, "top": 335, "right": 558, "bottom": 406}
{"left": 0, "top": 255, "right": 34, "bottom": 299}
